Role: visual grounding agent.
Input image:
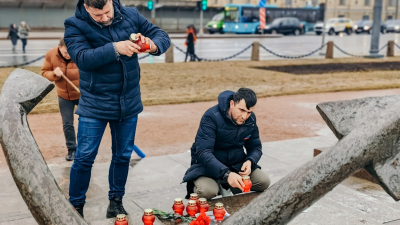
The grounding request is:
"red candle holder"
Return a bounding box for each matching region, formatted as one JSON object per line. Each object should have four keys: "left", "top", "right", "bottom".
{"left": 186, "top": 200, "right": 199, "bottom": 217}
{"left": 198, "top": 198, "right": 209, "bottom": 213}
{"left": 130, "top": 33, "right": 151, "bottom": 52}
{"left": 189, "top": 193, "right": 200, "bottom": 208}
{"left": 115, "top": 214, "right": 128, "bottom": 225}
{"left": 142, "top": 209, "right": 155, "bottom": 225}
{"left": 242, "top": 175, "right": 252, "bottom": 193}
{"left": 172, "top": 198, "right": 185, "bottom": 216}
{"left": 213, "top": 202, "right": 226, "bottom": 222}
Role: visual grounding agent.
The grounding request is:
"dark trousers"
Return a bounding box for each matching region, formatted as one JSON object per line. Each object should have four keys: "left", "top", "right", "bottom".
{"left": 69, "top": 115, "right": 138, "bottom": 207}
{"left": 58, "top": 97, "right": 79, "bottom": 151}
{"left": 21, "top": 38, "right": 27, "bottom": 52}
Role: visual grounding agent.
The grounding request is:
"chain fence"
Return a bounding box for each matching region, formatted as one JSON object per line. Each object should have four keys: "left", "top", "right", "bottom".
{"left": 0, "top": 55, "right": 45, "bottom": 68}
{"left": 259, "top": 44, "right": 326, "bottom": 59}
{"left": 333, "top": 44, "right": 365, "bottom": 57}
{"left": 138, "top": 54, "right": 150, "bottom": 60}
{"left": 396, "top": 43, "right": 400, "bottom": 50}
{"left": 174, "top": 44, "right": 252, "bottom": 62}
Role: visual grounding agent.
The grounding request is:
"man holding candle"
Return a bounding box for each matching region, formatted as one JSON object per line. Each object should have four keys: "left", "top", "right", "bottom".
{"left": 182, "top": 88, "right": 270, "bottom": 200}
{"left": 64, "top": 0, "right": 170, "bottom": 219}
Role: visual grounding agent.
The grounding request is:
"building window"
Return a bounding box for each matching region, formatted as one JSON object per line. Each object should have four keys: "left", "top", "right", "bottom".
{"left": 247, "top": 0, "right": 250, "bottom": 3}
{"left": 339, "top": 0, "right": 345, "bottom": 5}
{"left": 364, "top": 0, "right": 370, "bottom": 5}
{"left": 215, "top": 0, "right": 218, "bottom": 4}
{"left": 312, "top": 0, "right": 318, "bottom": 5}
{"left": 389, "top": 0, "right": 395, "bottom": 6}
{"left": 229, "top": 0, "right": 233, "bottom": 3}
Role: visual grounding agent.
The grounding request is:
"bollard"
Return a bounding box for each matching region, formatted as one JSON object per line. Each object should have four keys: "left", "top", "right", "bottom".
{"left": 165, "top": 43, "right": 174, "bottom": 63}
{"left": 251, "top": 41, "right": 260, "bottom": 61}
{"left": 325, "top": 41, "right": 334, "bottom": 59}
{"left": 387, "top": 40, "right": 395, "bottom": 57}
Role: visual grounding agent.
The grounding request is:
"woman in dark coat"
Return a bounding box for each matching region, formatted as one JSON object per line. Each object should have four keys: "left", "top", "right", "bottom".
{"left": 184, "top": 25, "right": 197, "bottom": 62}
{"left": 7, "top": 24, "right": 19, "bottom": 51}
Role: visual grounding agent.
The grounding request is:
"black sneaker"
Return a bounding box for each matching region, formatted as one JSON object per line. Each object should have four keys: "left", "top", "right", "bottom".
{"left": 74, "top": 205, "right": 84, "bottom": 218}
{"left": 106, "top": 197, "right": 128, "bottom": 218}
{"left": 65, "top": 149, "right": 76, "bottom": 161}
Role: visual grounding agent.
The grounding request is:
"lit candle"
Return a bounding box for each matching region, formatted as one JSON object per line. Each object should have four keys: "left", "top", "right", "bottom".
{"left": 115, "top": 214, "right": 128, "bottom": 225}
{"left": 172, "top": 198, "right": 185, "bottom": 216}
{"left": 213, "top": 202, "right": 226, "bottom": 222}
{"left": 186, "top": 200, "right": 199, "bottom": 217}
{"left": 242, "top": 175, "right": 252, "bottom": 193}
{"left": 142, "top": 209, "right": 155, "bottom": 225}
{"left": 199, "top": 198, "right": 210, "bottom": 213}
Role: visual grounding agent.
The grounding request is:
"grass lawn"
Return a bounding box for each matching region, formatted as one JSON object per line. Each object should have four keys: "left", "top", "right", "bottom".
{"left": 1, "top": 57, "right": 400, "bottom": 114}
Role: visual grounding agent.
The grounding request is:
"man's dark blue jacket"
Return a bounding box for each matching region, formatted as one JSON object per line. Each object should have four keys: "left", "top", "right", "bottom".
{"left": 64, "top": 0, "right": 170, "bottom": 120}
{"left": 182, "top": 91, "right": 263, "bottom": 189}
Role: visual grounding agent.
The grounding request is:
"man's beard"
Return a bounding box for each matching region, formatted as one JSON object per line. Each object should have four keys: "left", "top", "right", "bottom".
{"left": 101, "top": 17, "right": 114, "bottom": 26}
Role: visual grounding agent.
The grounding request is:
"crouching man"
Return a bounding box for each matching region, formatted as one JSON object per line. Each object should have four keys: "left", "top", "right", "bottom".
{"left": 182, "top": 88, "right": 270, "bottom": 199}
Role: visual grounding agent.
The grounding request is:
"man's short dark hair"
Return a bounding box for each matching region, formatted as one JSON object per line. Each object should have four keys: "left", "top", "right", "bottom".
{"left": 84, "top": 0, "right": 110, "bottom": 9}
{"left": 232, "top": 88, "right": 257, "bottom": 110}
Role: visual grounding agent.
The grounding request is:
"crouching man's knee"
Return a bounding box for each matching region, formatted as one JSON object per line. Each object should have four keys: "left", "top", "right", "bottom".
{"left": 193, "top": 176, "right": 219, "bottom": 200}
{"left": 250, "top": 168, "right": 271, "bottom": 192}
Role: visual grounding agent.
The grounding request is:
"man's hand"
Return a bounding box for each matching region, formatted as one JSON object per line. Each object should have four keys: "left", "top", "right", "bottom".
{"left": 239, "top": 160, "right": 252, "bottom": 176}
{"left": 54, "top": 67, "right": 63, "bottom": 78}
{"left": 227, "top": 172, "right": 245, "bottom": 191}
{"left": 134, "top": 33, "right": 158, "bottom": 53}
{"left": 116, "top": 40, "right": 141, "bottom": 57}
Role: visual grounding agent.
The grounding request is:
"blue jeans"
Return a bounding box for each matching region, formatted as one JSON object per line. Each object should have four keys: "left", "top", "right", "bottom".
{"left": 69, "top": 115, "right": 138, "bottom": 207}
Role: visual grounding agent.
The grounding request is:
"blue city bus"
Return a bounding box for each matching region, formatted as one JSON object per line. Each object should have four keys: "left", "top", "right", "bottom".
{"left": 223, "top": 4, "right": 320, "bottom": 34}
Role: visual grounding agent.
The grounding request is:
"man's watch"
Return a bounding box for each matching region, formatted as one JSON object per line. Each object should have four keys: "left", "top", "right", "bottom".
{"left": 222, "top": 170, "right": 231, "bottom": 181}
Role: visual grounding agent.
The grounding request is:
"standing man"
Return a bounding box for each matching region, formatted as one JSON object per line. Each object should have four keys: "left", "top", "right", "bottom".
{"left": 182, "top": 88, "right": 270, "bottom": 199}
{"left": 64, "top": 0, "right": 170, "bottom": 218}
{"left": 42, "top": 38, "right": 80, "bottom": 161}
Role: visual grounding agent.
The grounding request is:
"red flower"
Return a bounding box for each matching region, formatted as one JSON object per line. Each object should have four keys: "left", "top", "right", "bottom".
{"left": 190, "top": 212, "right": 211, "bottom": 225}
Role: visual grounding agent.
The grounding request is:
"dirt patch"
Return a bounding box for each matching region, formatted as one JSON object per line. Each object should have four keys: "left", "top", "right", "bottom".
{"left": 252, "top": 61, "right": 400, "bottom": 75}
{"left": 2, "top": 57, "right": 400, "bottom": 114}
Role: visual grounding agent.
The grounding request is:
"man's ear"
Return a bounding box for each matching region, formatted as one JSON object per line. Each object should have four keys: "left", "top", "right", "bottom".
{"left": 84, "top": 4, "right": 89, "bottom": 11}
{"left": 230, "top": 100, "right": 235, "bottom": 108}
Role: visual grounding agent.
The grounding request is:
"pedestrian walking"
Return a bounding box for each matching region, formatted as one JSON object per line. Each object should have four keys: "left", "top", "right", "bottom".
{"left": 64, "top": 0, "right": 170, "bottom": 218}
{"left": 7, "top": 24, "right": 19, "bottom": 52}
{"left": 184, "top": 25, "right": 197, "bottom": 62}
{"left": 42, "top": 38, "right": 80, "bottom": 162}
{"left": 18, "top": 21, "right": 30, "bottom": 53}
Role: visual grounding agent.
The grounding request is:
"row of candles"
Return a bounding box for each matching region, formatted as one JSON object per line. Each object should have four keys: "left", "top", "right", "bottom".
{"left": 139, "top": 175, "right": 253, "bottom": 225}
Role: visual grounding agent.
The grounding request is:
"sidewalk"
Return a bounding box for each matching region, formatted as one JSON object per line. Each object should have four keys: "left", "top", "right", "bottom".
{"left": 1, "top": 130, "right": 400, "bottom": 224}
{"left": 0, "top": 32, "right": 282, "bottom": 41}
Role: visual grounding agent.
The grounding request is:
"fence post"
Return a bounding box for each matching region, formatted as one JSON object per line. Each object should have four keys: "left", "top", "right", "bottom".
{"left": 251, "top": 42, "right": 260, "bottom": 61}
{"left": 387, "top": 40, "right": 395, "bottom": 57}
{"left": 325, "top": 41, "right": 334, "bottom": 59}
{"left": 165, "top": 43, "right": 174, "bottom": 63}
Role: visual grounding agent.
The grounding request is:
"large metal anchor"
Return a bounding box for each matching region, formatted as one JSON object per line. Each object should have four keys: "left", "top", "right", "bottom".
{"left": 224, "top": 95, "right": 400, "bottom": 224}
{"left": 0, "top": 69, "right": 87, "bottom": 224}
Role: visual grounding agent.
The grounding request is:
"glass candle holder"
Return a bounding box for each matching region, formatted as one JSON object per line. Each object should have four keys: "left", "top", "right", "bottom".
{"left": 115, "top": 214, "right": 128, "bottom": 225}
{"left": 172, "top": 198, "right": 185, "bottom": 216}
{"left": 198, "top": 198, "right": 209, "bottom": 213}
{"left": 186, "top": 200, "right": 199, "bottom": 217}
{"left": 213, "top": 202, "right": 226, "bottom": 222}
{"left": 130, "top": 33, "right": 151, "bottom": 52}
{"left": 142, "top": 209, "right": 155, "bottom": 225}
{"left": 242, "top": 175, "right": 252, "bottom": 193}
{"left": 189, "top": 193, "right": 200, "bottom": 208}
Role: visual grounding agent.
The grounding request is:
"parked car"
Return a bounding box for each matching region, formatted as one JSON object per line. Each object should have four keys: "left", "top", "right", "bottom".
{"left": 314, "top": 18, "right": 354, "bottom": 35}
{"left": 262, "top": 17, "right": 304, "bottom": 35}
{"left": 206, "top": 12, "right": 224, "bottom": 34}
{"left": 354, "top": 20, "right": 387, "bottom": 34}
{"left": 385, "top": 19, "right": 400, "bottom": 33}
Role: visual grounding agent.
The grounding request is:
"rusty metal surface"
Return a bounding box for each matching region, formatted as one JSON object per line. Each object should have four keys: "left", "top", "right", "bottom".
{"left": 223, "top": 96, "right": 400, "bottom": 225}
{"left": 0, "top": 69, "right": 88, "bottom": 225}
